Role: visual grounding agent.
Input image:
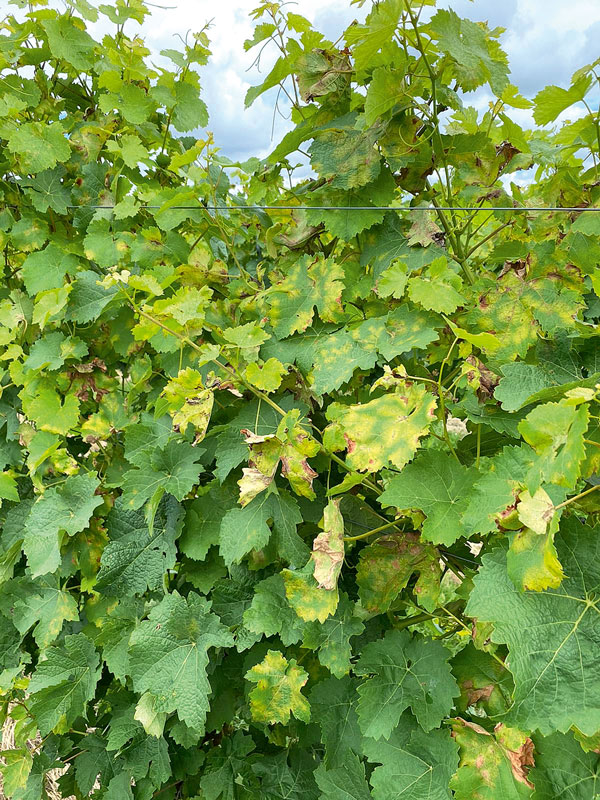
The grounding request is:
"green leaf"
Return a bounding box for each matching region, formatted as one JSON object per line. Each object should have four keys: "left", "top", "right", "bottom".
{"left": 301, "top": 594, "right": 364, "bottom": 678}
{"left": 5, "top": 575, "right": 78, "bottom": 649}
{"left": 310, "top": 675, "right": 362, "bottom": 769}
{"left": 24, "top": 331, "right": 87, "bottom": 371}
{"left": 245, "top": 650, "right": 310, "bottom": 725}
{"left": 429, "top": 8, "right": 509, "bottom": 94}
{"left": 128, "top": 591, "right": 233, "bottom": 733}
{"left": 408, "top": 257, "right": 466, "bottom": 314}
{"left": 356, "top": 630, "right": 459, "bottom": 738}
{"left": 28, "top": 633, "right": 101, "bottom": 735}
{"left": 380, "top": 451, "right": 478, "bottom": 546}
{"left": 314, "top": 754, "right": 372, "bottom": 800}
{"left": 64, "top": 270, "right": 118, "bottom": 324}
{"left": 21, "top": 383, "right": 81, "bottom": 435}
{"left": 95, "top": 495, "right": 183, "bottom": 597}
{"left": 7, "top": 122, "right": 70, "bottom": 174}
{"left": 24, "top": 472, "right": 102, "bottom": 577}
{"left": 121, "top": 439, "right": 204, "bottom": 510}
{"left": 42, "top": 16, "right": 96, "bottom": 70}
{"left": 363, "top": 713, "right": 459, "bottom": 800}
{"left": 345, "top": 0, "right": 405, "bottom": 72}
{"left": 466, "top": 518, "right": 600, "bottom": 735}
{"left": 23, "top": 167, "right": 71, "bottom": 215}
{"left": 364, "top": 64, "right": 409, "bottom": 126}
{"left": 269, "top": 488, "right": 309, "bottom": 567}
{"left": 180, "top": 479, "right": 238, "bottom": 561}
{"left": 200, "top": 732, "right": 255, "bottom": 800}
{"left": 21, "top": 244, "right": 78, "bottom": 295}
{"left": 219, "top": 492, "right": 274, "bottom": 567}
{"left": 533, "top": 76, "right": 593, "bottom": 125}
{"left": 0, "top": 471, "right": 19, "bottom": 504}
{"left": 494, "top": 363, "right": 557, "bottom": 412}
{"left": 243, "top": 573, "right": 304, "bottom": 647}
{"left": 529, "top": 731, "right": 600, "bottom": 799}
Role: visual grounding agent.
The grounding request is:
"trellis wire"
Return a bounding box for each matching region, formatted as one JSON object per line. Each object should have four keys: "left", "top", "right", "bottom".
{"left": 58, "top": 204, "right": 600, "bottom": 211}
{"left": 4, "top": 203, "right": 600, "bottom": 212}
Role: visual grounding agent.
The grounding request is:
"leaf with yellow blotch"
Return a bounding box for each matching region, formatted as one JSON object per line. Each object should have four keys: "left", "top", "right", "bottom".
{"left": 506, "top": 527, "right": 564, "bottom": 592}
{"left": 266, "top": 255, "right": 345, "bottom": 338}
{"left": 245, "top": 650, "right": 310, "bottom": 725}
{"left": 238, "top": 410, "right": 319, "bottom": 506}
{"left": 324, "top": 383, "right": 437, "bottom": 473}
{"left": 282, "top": 562, "right": 338, "bottom": 622}
{"left": 450, "top": 718, "right": 534, "bottom": 800}
{"left": 516, "top": 488, "right": 556, "bottom": 535}
{"left": 162, "top": 368, "right": 213, "bottom": 438}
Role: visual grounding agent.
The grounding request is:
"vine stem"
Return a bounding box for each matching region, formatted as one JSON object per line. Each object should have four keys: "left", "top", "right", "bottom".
{"left": 437, "top": 337, "right": 460, "bottom": 462}
{"left": 394, "top": 611, "right": 436, "bottom": 630}
{"left": 555, "top": 484, "right": 600, "bottom": 509}
{"left": 343, "top": 518, "right": 403, "bottom": 542}
{"left": 439, "top": 603, "right": 507, "bottom": 670}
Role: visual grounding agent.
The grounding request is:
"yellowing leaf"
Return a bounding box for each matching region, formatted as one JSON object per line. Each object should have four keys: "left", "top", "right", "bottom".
{"left": 238, "top": 410, "right": 319, "bottom": 506}
{"left": 282, "top": 563, "right": 338, "bottom": 622}
{"left": 245, "top": 650, "right": 310, "bottom": 725}
{"left": 325, "top": 383, "right": 437, "bottom": 473}
{"left": 162, "top": 368, "right": 214, "bottom": 438}
{"left": 507, "top": 527, "right": 564, "bottom": 592}
{"left": 517, "top": 488, "right": 555, "bottom": 535}
{"left": 245, "top": 358, "right": 286, "bottom": 393}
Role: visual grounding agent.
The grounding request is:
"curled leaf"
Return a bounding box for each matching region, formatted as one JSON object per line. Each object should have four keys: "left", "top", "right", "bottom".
{"left": 312, "top": 499, "right": 344, "bottom": 590}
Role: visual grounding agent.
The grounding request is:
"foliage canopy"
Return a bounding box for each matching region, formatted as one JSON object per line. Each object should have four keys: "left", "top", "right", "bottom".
{"left": 1, "top": 0, "right": 600, "bottom": 797}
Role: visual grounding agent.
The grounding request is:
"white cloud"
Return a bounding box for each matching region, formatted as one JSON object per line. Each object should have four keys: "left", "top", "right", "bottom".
{"left": 10, "top": 1, "right": 600, "bottom": 161}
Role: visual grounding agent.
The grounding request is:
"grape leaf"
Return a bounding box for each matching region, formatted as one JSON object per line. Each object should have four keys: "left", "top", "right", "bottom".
{"left": 28, "top": 633, "right": 101, "bottom": 735}
{"left": 23, "top": 472, "right": 102, "bottom": 577}
{"left": 310, "top": 675, "right": 362, "bottom": 769}
{"left": 450, "top": 718, "right": 534, "bottom": 800}
{"left": 95, "top": 495, "right": 183, "bottom": 597}
{"left": 467, "top": 518, "right": 600, "bottom": 735}
{"left": 380, "top": 451, "right": 478, "bottom": 546}
{"left": 363, "top": 713, "right": 459, "bottom": 800}
{"left": 325, "top": 383, "right": 437, "bottom": 473}
{"left": 314, "top": 754, "right": 372, "bottom": 800}
{"left": 128, "top": 591, "right": 233, "bottom": 733}
{"left": 245, "top": 650, "right": 310, "bottom": 725}
{"left": 355, "top": 629, "right": 459, "bottom": 738}
{"left": 356, "top": 532, "right": 441, "bottom": 614}
{"left": 121, "top": 440, "right": 204, "bottom": 510}
{"left": 301, "top": 594, "right": 364, "bottom": 678}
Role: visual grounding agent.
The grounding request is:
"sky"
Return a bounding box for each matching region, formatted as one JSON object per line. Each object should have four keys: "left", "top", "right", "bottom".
{"left": 18, "top": 0, "right": 600, "bottom": 161}
{"left": 130, "top": 0, "right": 600, "bottom": 162}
